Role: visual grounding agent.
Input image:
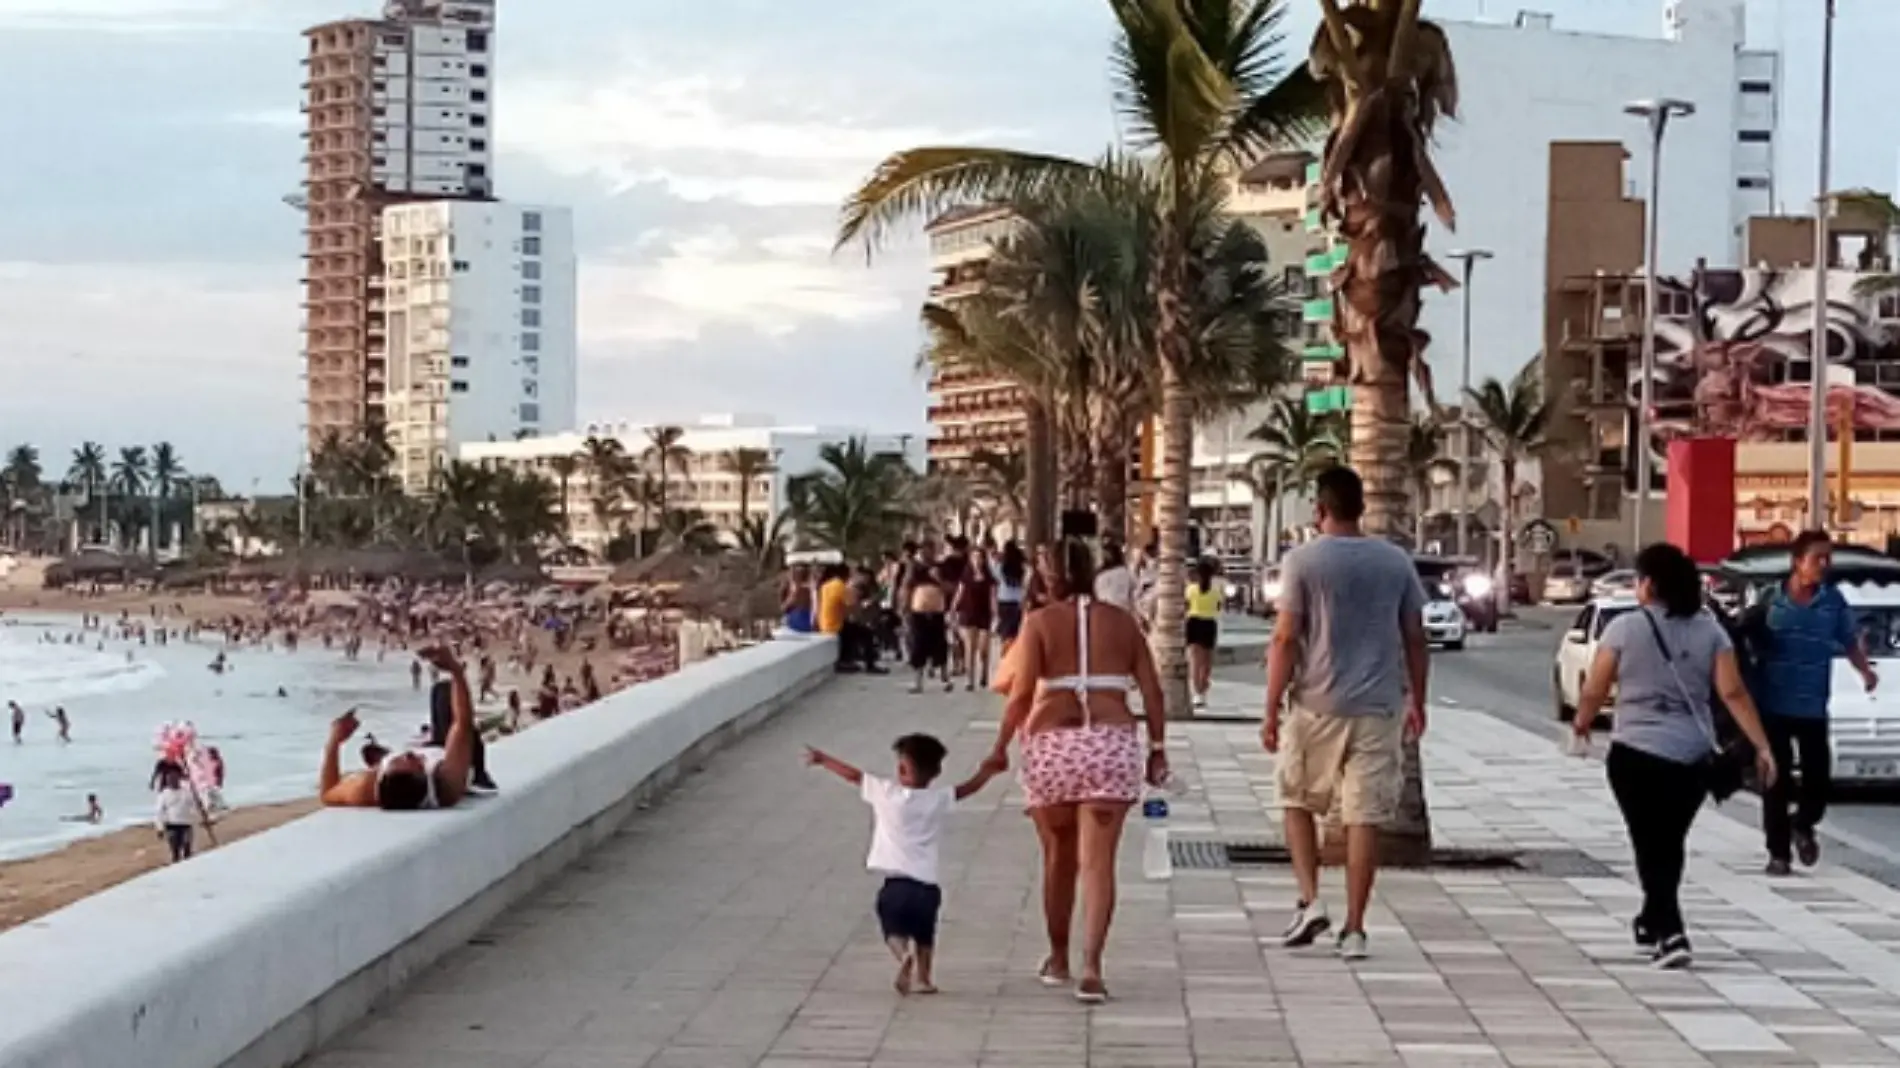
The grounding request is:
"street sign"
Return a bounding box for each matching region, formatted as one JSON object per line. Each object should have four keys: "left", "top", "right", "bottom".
{"left": 1522, "top": 519, "right": 1559, "bottom": 555}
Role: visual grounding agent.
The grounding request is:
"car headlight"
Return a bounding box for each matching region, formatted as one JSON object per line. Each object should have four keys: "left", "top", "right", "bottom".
{"left": 1462, "top": 574, "right": 1494, "bottom": 598}
{"left": 1261, "top": 580, "right": 1282, "bottom": 600}
{"left": 1224, "top": 583, "right": 1240, "bottom": 599}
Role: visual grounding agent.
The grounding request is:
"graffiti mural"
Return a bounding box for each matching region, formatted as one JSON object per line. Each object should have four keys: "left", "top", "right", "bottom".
{"left": 1645, "top": 268, "right": 1900, "bottom": 444}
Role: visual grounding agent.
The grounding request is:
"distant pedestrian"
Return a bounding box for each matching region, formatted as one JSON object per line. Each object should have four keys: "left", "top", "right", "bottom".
{"left": 994, "top": 542, "right": 1028, "bottom": 653}
{"left": 1263, "top": 466, "right": 1428, "bottom": 961}
{"left": 952, "top": 548, "right": 996, "bottom": 691}
{"left": 1748, "top": 530, "right": 1876, "bottom": 875}
{"left": 1185, "top": 558, "right": 1222, "bottom": 709}
{"left": 47, "top": 707, "right": 69, "bottom": 743}
{"left": 1573, "top": 542, "right": 1776, "bottom": 970}
{"left": 906, "top": 567, "right": 952, "bottom": 694}
{"left": 9, "top": 701, "right": 22, "bottom": 743}
{"left": 155, "top": 768, "right": 196, "bottom": 863}
{"left": 1092, "top": 542, "right": 1138, "bottom": 616}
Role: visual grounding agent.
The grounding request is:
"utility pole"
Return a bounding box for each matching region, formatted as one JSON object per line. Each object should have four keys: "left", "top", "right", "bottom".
{"left": 1624, "top": 98, "right": 1696, "bottom": 549}
{"left": 1806, "top": 0, "right": 1838, "bottom": 528}
{"left": 1445, "top": 249, "right": 1493, "bottom": 559}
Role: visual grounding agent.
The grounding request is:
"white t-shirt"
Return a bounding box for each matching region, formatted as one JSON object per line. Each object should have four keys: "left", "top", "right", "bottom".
{"left": 1094, "top": 566, "right": 1138, "bottom": 614}
{"left": 155, "top": 787, "right": 196, "bottom": 827}
{"left": 860, "top": 775, "right": 955, "bottom": 885}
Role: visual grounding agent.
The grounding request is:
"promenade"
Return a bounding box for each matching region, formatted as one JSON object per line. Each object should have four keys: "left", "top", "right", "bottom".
{"left": 305, "top": 674, "right": 1900, "bottom": 1068}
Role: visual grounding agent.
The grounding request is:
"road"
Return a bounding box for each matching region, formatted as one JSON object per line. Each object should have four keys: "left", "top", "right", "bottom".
{"left": 1218, "top": 605, "right": 1900, "bottom": 885}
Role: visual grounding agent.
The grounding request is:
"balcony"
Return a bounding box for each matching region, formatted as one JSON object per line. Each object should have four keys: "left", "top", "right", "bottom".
{"left": 1302, "top": 297, "right": 1334, "bottom": 323}
{"left": 1304, "top": 206, "right": 1323, "bottom": 233}
{"left": 1305, "top": 385, "right": 1350, "bottom": 415}
{"left": 1302, "top": 341, "right": 1344, "bottom": 363}
{"left": 1304, "top": 159, "right": 1321, "bottom": 185}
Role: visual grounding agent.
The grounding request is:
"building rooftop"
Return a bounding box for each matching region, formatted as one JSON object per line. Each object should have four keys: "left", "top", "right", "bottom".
{"left": 1237, "top": 150, "right": 1314, "bottom": 186}
{"left": 924, "top": 205, "right": 1013, "bottom": 233}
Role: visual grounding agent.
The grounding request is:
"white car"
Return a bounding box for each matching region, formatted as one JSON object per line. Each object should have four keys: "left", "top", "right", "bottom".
{"left": 1553, "top": 596, "right": 1640, "bottom": 721}
{"left": 1422, "top": 593, "right": 1467, "bottom": 650}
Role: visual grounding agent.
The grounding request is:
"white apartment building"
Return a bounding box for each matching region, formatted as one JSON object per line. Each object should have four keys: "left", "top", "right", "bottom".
{"left": 366, "top": 0, "right": 495, "bottom": 198}
{"left": 1417, "top": 0, "right": 1780, "bottom": 396}
{"left": 382, "top": 201, "right": 578, "bottom": 493}
{"left": 460, "top": 415, "right": 926, "bottom": 558}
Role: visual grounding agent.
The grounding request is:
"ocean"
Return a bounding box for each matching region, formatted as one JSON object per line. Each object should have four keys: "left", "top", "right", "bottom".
{"left": 0, "top": 615, "right": 422, "bottom": 860}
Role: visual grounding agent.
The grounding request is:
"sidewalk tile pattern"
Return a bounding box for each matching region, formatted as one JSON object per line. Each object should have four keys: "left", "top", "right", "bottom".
{"left": 303, "top": 675, "right": 1900, "bottom": 1067}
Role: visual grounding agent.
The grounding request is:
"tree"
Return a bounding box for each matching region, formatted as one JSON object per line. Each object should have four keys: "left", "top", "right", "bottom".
{"left": 491, "top": 467, "right": 562, "bottom": 562}
{"left": 1309, "top": 0, "right": 1461, "bottom": 535}
{"left": 1402, "top": 413, "right": 1451, "bottom": 548}
{"left": 968, "top": 447, "right": 1028, "bottom": 536}
{"left": 3, "top": 445, "right": 42, "bottom": 551}
{"left": 148, "top": 441, "right": 185, "bottom": 554}
{"left": 838, "top": 0, "right": 1322, "bottom": 713}
{"left": 719, "top": 447, "right": 777, "bottom": 532}
{"left": 787, "top": 438, "right": 915, "bottom": 561}
{"left": 581, "top": 435, "right": 628, "bottom": 555}
{"left": 68, "top": 442, "right": 107, "bottom": 546}
{"left": 546, "top": 454, "right": 581, "bottom": 537}
{"left": 643, "top": 426, "right": 692, "bottom": 530}
{"left": 1248, "top": 396, "right": 1342, "bottom": 491}
{"left": 1466, "top": 365, "right": 1551, "bottom": 584}
{"left": 435, "top": 461, "right": 496, "bottom": 578}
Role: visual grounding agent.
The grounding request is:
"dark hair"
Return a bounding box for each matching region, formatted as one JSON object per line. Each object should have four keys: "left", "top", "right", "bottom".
{"left": 1052, "top": 538, "right": 1097, "bottom": 600}
{"left": 1635, "top": 542, "right": 1704, "bottom": 618}
{"left": 1314, "top": 466, "right": 1366, "bottom": 523}
{"left": 1790, "top": 529, "right": 1832, "bottom": 562}
{"left": 1000, "top": 542, "right": 1027, "bottom": 585}
{"left": 1195, "top": 557, "right": 1219, "bottom": 590}
{"left": 1101, "top": 541, "right": 1126, "bottom": 569}
{"left": 893, "top": 733, "right": 947, "bottom": 779}
{"left": 377, "top": 769, "right": 431, "bottom": 811}
{"left": 902, "top": 540, "right": 918, "bottom": 555}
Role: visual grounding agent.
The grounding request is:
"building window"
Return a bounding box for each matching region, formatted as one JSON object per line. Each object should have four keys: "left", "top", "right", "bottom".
{"left": 452, "top": 259, "right": 470, "bottom": 272}
{"left": 523, "top": 212, "right": 543, "bottom": 233}
{"left": 523, "top": 356, "right": 539, "bottom": 374}
{"left": 522, "top": 261, "right": 541, "bottom": 280}
{"left": 522, "top": 285, "right": 541, "bottom": 304}
{"left": 521, "top": 309, "right": 541, "bottom": 327}
{"left": 467, "top": 163, "right": 487, "bottom": 178}
{"left": 1737, "top": 177, "right": 1769, "bottom": 190}
{"left": 522, "top": 333, "right": 541, "bottom": 352}
{"left": 450, "top": 381, "right": 469, "bottom": 394}
{"left": 1738, "top": 130, "right": 1772, "bottom": 144}
{"left": 372, "top": 155, "right": 387, "bottom": 167}
{"left": 471, "top": 89, "right": 487, "bottom": 103}
{"left": 451, "top": 356, "right": 469, "bottom": 368}
{"left": 471, "top": 63, "right": 488, "bottom": 77}
{"left": 382, "top": 32, "right": 405, "bottom": 45}
{"left": 470, "top": 138, "right": 486, "bottom": 152}
{"left": 520, "top": 403, "right": 540, "bottom": 423}
{"left": 467, "top": 30, "right": 489, "bottom": 52}
{"left": 1740, "top": 79, "right": 1773, "bottom": 94}
{"left": 470, "top": 114, "right": 487, "bottom": 128}
{"left": 522, "top": 237, "right": 542, "bottom": 256}
{"left": 522, "top": 379, "right": 539, "bottom": 398}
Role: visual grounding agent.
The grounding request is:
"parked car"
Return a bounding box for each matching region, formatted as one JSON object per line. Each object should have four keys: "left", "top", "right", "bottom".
{"left": 1543, "top": 566, "right": 1594, "bottom": 604}
{"left": 1590, "top": 569, "right": 1638, "bottom": 600}
{"left": 1552, "top": 596, "right": 1638, "bottom": 720}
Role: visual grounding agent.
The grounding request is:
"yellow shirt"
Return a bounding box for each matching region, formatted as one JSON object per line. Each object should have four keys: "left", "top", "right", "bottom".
{"left": 1186, "top": 583, "right": 1222, "bottom": 619}
{"left": 817, "top": 579, "right": 850, "bottom": 634}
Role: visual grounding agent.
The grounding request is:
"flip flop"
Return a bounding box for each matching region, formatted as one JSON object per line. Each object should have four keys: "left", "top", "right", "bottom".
{"left": 1037, "top": 958, "right": 1071, "bottom": 987}
{"left": 1074, "top": 978, "right": 1108, "bottom": 1004}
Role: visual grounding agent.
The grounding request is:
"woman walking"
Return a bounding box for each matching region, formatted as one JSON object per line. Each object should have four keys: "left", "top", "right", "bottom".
{"left": 990, "top": 539, "right": 1167, "bottom": 1003}
{"left": 1573, "top": 543, "right": 1776, "bottom": 969}
{"left": 995, "top": 542, "right": 1028, "bottom": 654}
{"left": 1184, "top": 558, "right": 1222, "bottom": 710}
{"left": 953, "top": 547, "right": 997, "bottom": 691}
{"left": 906, "top": 566, "right": 953, "bottom": 694}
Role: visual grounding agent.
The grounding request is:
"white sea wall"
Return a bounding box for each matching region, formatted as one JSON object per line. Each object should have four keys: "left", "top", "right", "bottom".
{"left": 0, "top": 636, "right": 837, "bottom": 1068}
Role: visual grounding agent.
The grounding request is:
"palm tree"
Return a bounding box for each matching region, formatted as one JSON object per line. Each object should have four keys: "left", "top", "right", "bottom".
{"left": 643, "top": 426, "right": 692, "bottom": 529}
{"left": 109, "top": 447, "right": 149, "bottom": 550}
{"left": 787, "top": 438, "right": 915, "bottom": 561}
{"left": 435, "top": 460, "right": 496, "bottom": 579}
{"left": 546, "top": 454, "right": 581, "bottom": 538}
{"left": 1248, "top": 396, "right": 1342, "bottom": 490}
{"left": 67, "top": 442, "right": 107, "bottom": 547}
{"left": 3, "top": 445, "right": 42, "bottom": 551}
{"left": 491, "top": 467, "right": 562, "bottom": 562}
{"left": 581, "top": 435, "right": 627, "bottom": 556}
{"left": 719, "top": 447, "right": 777, "bottom": 532}
{"left": 1466, "top": 366, "right": 1552, "bottom": 592}
{"left": 1309, "top": 1, "right": 1461, "bottom": 535}
{"left": 968, "top": 447, "right": 1028, "bottom": 536}
{"left": 1402, "top": 414, "right": 1452, "bottom": 548}
{"left": 839, "top": 0, "right": 1322, "bottom": 713}
{"left": 148, "top": 441, "right": 184, "bottom": 555}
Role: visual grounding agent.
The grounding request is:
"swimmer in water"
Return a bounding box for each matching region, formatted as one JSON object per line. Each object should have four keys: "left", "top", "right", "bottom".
{"left": 62, "top": 794, "right": 103, "bottom": 824}
{"left": 46, "top": 707, "right": 70, "bottom": 743}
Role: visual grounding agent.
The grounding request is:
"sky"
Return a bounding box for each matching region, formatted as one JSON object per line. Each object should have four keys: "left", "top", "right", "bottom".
{"left": 0, "top": 0, "right": 1895, "bottom": 490}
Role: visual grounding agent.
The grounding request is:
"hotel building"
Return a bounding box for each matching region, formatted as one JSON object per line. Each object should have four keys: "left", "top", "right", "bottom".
{"left": 922, "top": 207, "right": 1024, "bottom": 472}
{"left": 380, "top": 202, "right": 578, "bottom": 494}
{"left": 301, "top": 0, "right": 497, "bottom": 453}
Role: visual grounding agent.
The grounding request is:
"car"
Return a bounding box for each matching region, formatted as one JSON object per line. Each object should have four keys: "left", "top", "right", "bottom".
{"left": 1254, "top": 565, "right": 1283, "bottom": 617}
{"left": 1590, "top": 569, "right": 1638, "bottom": 600}
{"left": 1543, "top": 565, "right": 1594, "bottom": 605}
{"left": 1553, "top": 596, "right": 1639, "bottom": 720}
{"left": 1421, "top": 590, "right": 1468, "bottom": 650}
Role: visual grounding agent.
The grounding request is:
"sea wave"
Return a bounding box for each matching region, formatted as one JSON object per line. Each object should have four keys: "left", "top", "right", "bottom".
{"left": 0, "top": 627, "right": 166, "bottom": 704}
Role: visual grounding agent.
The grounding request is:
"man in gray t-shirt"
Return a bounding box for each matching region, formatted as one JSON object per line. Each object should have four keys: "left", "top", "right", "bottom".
{"left": 1263, "top": 466, "right": 1430, "bottom": 962}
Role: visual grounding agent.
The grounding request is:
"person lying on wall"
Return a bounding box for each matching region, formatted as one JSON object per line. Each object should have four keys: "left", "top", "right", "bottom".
{"left": 320, "top": 646, "right": 479, "bottom": 810}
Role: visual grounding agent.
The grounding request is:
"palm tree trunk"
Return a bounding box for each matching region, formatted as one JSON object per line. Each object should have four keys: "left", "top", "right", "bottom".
{"left": 1348, "top": 371, "right": 1411, "bottom": 540}
{"left": 1024, "top": 397, "right": 1056, "bottom": 548}
{"left": 1154, "top": 361, "right": 1194, "bottom": 719}
{"left": 1093, "top": 416, "right": 1131, "bottom": 545}
{"left": 1500, "top": 457, "right": 1517, "bottom": 614}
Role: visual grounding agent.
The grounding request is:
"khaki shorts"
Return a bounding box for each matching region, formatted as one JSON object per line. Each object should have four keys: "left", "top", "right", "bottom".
{"left": 1275, "top": 706, "right": 1404, "bottom": 826}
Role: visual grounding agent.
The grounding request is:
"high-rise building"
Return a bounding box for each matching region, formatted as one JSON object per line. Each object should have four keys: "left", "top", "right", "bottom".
{"left": 379, "top": 202, "right": 578, "bottom": 494}
{"left": 300, "top": 0, "right": 496, "bottom": 454}
{"left": 922, "top": 207, "right": 1024, "bottom": 472}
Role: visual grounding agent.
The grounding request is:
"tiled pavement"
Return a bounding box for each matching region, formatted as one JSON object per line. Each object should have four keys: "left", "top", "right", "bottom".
{"left": 307, "top": 675, "right": 1900, "bottom": 1067}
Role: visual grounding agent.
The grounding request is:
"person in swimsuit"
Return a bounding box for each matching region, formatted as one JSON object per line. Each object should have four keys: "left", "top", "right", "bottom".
{"left": 952, "top": 548, "right": 997, "bottom": 691}
{"left": 989, "top": 539, "right": 1168, "bottom": 1004}
{"left": 320, "top": 646, "right": 478, "bottom": 810}
{"left": 907, "top": 567, "right": 953, "bottom": 694}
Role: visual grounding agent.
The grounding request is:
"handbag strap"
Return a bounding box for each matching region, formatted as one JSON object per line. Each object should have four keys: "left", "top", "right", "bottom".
{"left": 1640, "top": 608, "right": 1722, "bottom": 753}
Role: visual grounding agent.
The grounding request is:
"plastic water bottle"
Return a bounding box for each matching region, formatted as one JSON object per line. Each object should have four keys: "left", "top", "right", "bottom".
{"left": 1141, "top": 789, "right": 1172, "bottom": 881}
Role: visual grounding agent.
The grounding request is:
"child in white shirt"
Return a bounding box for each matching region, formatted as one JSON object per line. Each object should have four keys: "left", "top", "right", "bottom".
{"left": 806, "top": 733, "right": 1002, "bottom": 994}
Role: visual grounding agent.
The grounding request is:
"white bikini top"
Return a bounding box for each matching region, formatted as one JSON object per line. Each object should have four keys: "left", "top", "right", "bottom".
{"left": 376, "top": 748, "right": 443, "bottom": 809}
{"left": 1039, "top": 597, "right": 1137, "bottom": 722}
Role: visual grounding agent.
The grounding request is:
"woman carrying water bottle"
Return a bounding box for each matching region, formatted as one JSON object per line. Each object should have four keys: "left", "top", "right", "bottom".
{"left": 988, "top": 539, "right": 1167, "bottom": 1004}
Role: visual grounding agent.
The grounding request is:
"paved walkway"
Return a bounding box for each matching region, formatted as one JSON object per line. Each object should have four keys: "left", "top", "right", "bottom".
{"left": 307, "top": 677, "right": 1900, "bottom": 1068}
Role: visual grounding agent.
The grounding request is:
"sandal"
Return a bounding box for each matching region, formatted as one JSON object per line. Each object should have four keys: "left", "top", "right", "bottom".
{"left": 1037, "top": 958, "right": 1071, "bottom": 987}
{"left": 1074, "top": 977, "right": 1108, "bottom": 1004}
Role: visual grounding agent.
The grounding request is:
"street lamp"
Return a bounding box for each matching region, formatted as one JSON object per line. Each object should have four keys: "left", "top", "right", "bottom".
{"left": 1625, "top": 97, "right": 1696, "bottom": 549}
{"left": 1806, "top": 1, "right": 1839, "bottom": 528}
{"left": 1445, "top": 248, "right": 1493, "bottom": 560}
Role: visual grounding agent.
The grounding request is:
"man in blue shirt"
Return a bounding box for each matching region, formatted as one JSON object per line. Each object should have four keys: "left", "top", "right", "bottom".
{"left": 1753, "top": 531, "right": 1878, "bottom": 876}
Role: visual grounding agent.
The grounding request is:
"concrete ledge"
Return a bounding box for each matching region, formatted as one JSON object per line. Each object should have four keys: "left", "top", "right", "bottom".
{"left": 0, "top": 636, "right": 838, "bottom": 1068}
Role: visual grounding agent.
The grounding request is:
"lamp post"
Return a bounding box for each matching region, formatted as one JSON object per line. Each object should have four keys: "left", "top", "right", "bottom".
{"left": 1445, "top": 248, "right": 1493, "bottom": 560}
{"left": 1806, "top": 1, "right": 1839, "bottom": 528}
{"left": 1624, "top": 98, "right": 1696, "bottom": 549}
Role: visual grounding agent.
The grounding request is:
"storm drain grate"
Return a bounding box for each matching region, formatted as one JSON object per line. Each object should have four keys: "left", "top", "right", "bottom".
{"left": 1167, "top": 837, "right": 1614, "bottom": 878}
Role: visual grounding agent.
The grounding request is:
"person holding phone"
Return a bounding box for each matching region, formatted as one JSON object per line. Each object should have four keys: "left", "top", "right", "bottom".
{"left": 320, "top": 647, "right": 479, "bottom": 810}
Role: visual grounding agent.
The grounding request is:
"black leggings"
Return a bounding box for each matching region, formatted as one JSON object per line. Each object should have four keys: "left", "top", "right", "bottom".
{"left": 164, "top": 823, "right": 194, "bottom": 863}
{"left": 1606, "top": 743, "right": 1707, "bottom": 940}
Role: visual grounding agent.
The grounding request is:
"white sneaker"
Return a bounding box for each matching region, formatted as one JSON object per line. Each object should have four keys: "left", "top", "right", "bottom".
{"left": 1335, "top": 930, "right": 1368, "bottom": 961}
{"left": 1281, "top": 901, "right": 1331, "bottom": 947}
{"left": 1191, "top": 692, "right": 1208, "bottom": 710}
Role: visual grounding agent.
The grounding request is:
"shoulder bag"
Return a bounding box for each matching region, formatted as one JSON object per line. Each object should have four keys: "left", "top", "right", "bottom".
{"left": 1641, "top": 610, "right": 1752, "bottom": 802}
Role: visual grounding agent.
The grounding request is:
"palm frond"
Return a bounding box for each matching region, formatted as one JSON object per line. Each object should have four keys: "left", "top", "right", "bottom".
{"left": 836, "top": 147, "right": 1092, "bottom": 257}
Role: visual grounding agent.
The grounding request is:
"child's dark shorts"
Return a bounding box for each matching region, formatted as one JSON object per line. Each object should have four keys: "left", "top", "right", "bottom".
{"left": 876, "top": 875, "right": 943, "bottom": 947}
